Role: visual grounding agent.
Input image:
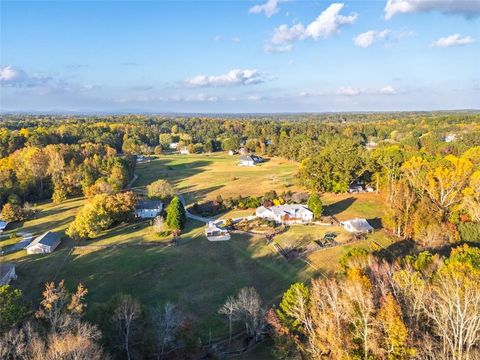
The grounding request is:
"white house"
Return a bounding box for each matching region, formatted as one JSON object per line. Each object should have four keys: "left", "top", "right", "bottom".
{"left": 26, "top": 231, "right": 61, "bottom": 254}
{"left": 205, "top": 221, "right": 231, "bottom": 241}
{"left": 444, "top": 134, "right": 456, "bottom": 143}
{"left": 238, "top": 155, "right": 263, "bottom": 167}
{"left": 179, "top": 147, "right": 190, "bottom": 155}
{"left": 256, "top": 204, "right": 313, "bottom": 224}
{"left": 135, "top": 200, "right": 163, "bottom": 219}
{"left": 341, "top": 218, "right": 374, "bottom": 234}
{"left": 169, "top": 142, "right": 179, "bottom": 150}
{"left": 0, "top": 262, "right": 17, "bottom": 286}
{"left": 0, "top": 221, "right": 8, "bottom": 232}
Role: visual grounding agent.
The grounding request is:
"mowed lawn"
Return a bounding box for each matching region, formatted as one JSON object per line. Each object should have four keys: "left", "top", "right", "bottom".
{"left": 322, "top": 192, "right": 386, "bottom": 222}
{"left": 1, "top": 198, "right": 313, "bottom": 340}
{"left": 0, "top": 153, "right": 395, "bottom": 342}
{"left": 134, "top": 153, "right": 300, "bottom": 203}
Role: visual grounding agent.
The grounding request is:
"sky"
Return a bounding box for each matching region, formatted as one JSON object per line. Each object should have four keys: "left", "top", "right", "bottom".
{"left": 1, "top": 0, "right": 479, "bottom": 113}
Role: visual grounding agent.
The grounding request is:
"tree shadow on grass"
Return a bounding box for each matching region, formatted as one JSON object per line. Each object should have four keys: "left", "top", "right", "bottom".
{"left": 32, "top": 200, "right": 82, "bottom": 220}
{"left": 367, "top": 217, "right": 383, "bottom": 229}
{"left": 323, "top": 197, "right": 356, "bottom": 217}
{"left": 374, "top": 239, "right": 415, "bottom": 262}
{"left": 36, "top": 228, "right": 312, "bottom": 342}
{"left": 135, "top": 158, "right": 213, "bottom": 188}
{"left": 177, "top": 184, "right": 225, "bottom": 203}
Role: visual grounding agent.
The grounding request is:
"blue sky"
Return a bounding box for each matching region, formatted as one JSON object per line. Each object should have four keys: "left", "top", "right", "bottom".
{"left": 1, "top": 0, "right": 479, "bottom": 113}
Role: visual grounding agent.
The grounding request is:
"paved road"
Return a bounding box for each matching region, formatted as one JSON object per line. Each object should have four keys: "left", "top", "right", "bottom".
{"left": 177, "top": 195, "right": 212, "bottom": 223}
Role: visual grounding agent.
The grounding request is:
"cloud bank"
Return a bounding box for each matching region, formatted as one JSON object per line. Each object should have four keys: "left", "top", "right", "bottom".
{"left": 385, "top": 0, "right": 480, "bottom": 19}
{"left": 184, "top": 69, "right": 271, "bottom": 87}
{"left": 429, "top": 34, "right": 476, "bottom": 48}
{"left": 0, "top": 65, "right": 51, "bottom": 87}
{"left": 337, "top": 85, "right": 398, "bottom": 96}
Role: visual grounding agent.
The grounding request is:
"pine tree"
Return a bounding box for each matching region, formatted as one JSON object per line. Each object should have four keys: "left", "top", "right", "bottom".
{"left": 165, "top": 196, "right": 186, "bottom": 232}
{"left": 307, "top": 193, "right": 323, "bottom": 219}
{"left": 277, "top": 282, "right": 310, "bottom": 331}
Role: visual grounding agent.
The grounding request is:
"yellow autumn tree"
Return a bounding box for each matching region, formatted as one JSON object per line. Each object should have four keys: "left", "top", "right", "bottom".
{"left": 462, "top": 170, "right": 480, "bottom": 222}
{"left": 377, "top": 293, "right": 414, "bottom": 360}
{"left": 403, "top": 155, "right": 473, "bottom": 218}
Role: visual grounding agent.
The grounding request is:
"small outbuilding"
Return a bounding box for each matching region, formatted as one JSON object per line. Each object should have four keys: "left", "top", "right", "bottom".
{"left": 135, "top": 200, "right": 163, "bottom": 219}
{"left": 238, "top": 154, "right": 263, "bottom": 167}
{"left": 26, "top": 231, "right": 61, "bottom": 254}
{"left": 0, "top": 221, "right": 8, "bottom": 232}
{"left": 205, "top": 221, "right": 231, "bottom": 241}
{"left": 0, "top": 262, "right": 17, "bottom": 285}
{"left": 341, "top": 218, "right": 374, "bottom": 234}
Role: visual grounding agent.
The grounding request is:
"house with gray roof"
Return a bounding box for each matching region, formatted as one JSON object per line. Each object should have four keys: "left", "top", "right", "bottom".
{"left": 0, "top": 221, "right": 8, "bottom": 232}
{"left": 341, "top": 218, "right": 374, "bottom": 234}
{"left": 256, "top": 204, "right": 313, "bottom": 224}
{"left": 26, "top": 231, "right": 61, "bottom": 254}
{"left": 0, "top": 263, "right": 17, "bottom": 286}
{"left": 238, "top": 154, "right": 263, "bottom": 167}
{"left": 135, "top": 200, "right": 163, "bottom": 219}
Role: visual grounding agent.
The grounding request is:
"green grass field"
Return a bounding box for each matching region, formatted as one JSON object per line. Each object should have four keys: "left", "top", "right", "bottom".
{"left": 0, "top": 152, "right": 394, "bottom": 344}
{"left": 134, "top": 153, "right": 300, "bottom": 203}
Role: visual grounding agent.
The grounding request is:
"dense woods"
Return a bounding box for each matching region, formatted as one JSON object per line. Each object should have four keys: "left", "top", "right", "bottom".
{"left": 267, "top": 244, "right": 480, "bottom": 360}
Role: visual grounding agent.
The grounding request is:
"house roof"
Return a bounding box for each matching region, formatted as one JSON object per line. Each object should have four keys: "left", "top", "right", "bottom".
{"left": 205, "top": 221, "right": 227, "bottom": 233}
{"left": 239, "top": 155, "right": 254, "bottom": 161}
{"left": 0, "top": 221, "right": 8, "bottom": 231}
{"left": 257, "top": 204, "right": 312, "bottom": 217}
{"left": 341, "top": 218, "right": 373, "bottom": 232}
{"left": 136, "top": 200, "right": 163, "bottom": 210}
{"left": 0, "top": 262, "right": 15, "bottom": 280}
{"left": 27, "top": 231, "right": 61, "bottom": 249}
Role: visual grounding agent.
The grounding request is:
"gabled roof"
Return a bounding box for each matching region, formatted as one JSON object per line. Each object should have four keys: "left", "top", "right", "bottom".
{"left": 341, "top": 218, "right": 374, "bottom": 232}
{"left": 27, "top": 231, "right": 61, "bottom": 249}
{"left": 0, "top": 221, "right": 8, "bottom": 231}
{"left": 239, "top": 155, "right": 254, "bottom": 162}
{"left": 136, "top": 200, "right": 163, "bottom": 210}
{"left": 257, "top": 204, "right": 313, "bottom": 217}
{"left": 256, "top": 205, "right": 272, "bottom": 215}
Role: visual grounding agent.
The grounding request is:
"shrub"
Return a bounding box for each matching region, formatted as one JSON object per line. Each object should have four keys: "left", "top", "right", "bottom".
{"left": 147, "top": 179, "right": 175, "bottom": 200}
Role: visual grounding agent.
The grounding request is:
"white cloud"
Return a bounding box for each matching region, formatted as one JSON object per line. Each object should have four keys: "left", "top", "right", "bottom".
{"left": 353, "top": 29, "right": 390, "bottom": 48}
{"left": 270, "top": 3, "right": 357, "bottom": 46}
{"left": 336, "top": 86, "right": 364, "bottom": 96}
{"left": 184, "top": 69, "right": 271, "bottom": 87}
{"left": 249, "top": 0, "right": 285, "bottom": 18}
{"left": 264, "top": 43, "right": 293, "bottom": 53}
{"left": 385, "top": 0, "right": 480, "bottom": 20}
{"left": 0, "top": 65, "right": 51, "bottom": 87}
{"left": 337, "top": 85, "right": 398, "bottom": 96}
{"left": 379, "top": 85, "right": 397, "bottom": 94}
{"left": 429, "top": 34, "right": 476, "bottom": 48}
{"left": 213, "top": 35, "right": 240, "bottom": 43}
